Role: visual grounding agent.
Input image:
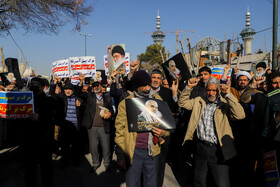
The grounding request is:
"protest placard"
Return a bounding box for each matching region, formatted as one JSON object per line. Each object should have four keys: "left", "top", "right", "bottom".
{"left": 162, "top": 52, "right": 191, "bottom": 91}
{"left": 211, "top": 67, "right": 232, "bottom": 82}
{"left": 125, "top": 98, "right": 176, "bottom": 132}
{"left": 107, "top": 44, "right": 126, "bottom": 73}
{"left": 51, "top": 59, "right": 69, "bottom": 78}
{"left": 69, "top": 56, "right": 96, "bottom": 84}
{"left": 104, "top": 55, "right": 109, "bottom": 76}
{"left": 0, "top": 91, "right": 34, "bottom": 118}
{"left": 263, "top": 150, "right": 279, "bottom": 187}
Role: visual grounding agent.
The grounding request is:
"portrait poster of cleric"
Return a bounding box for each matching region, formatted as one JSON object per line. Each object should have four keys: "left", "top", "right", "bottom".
{"left": 107, "top": 43, "right": 126, "bottom": 74}
{"left": 125, "top": 98, "right": 176, "bottom": 132}
{"left": 162, "top": 52, "right": 191, "bottom": 91}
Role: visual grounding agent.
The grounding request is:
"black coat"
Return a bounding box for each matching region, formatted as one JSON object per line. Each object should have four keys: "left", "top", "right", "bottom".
{"left": 82, "top": 93, "right": 113, "bottom": 133}
{"left": 158, "top": 86, "right": 177, "bottom": 114}
{"left": 53, "top": 93, "right": 83, "bottom": 130}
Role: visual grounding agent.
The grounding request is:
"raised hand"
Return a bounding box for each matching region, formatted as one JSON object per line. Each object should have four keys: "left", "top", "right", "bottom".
{"left": 224, "top": 65, "right": 231, "bottom": 73}
{"left": 187, "top": 77, "right": 200, "bottom": 89}
{"left": 171, "top": 79, "right": 179, "bottom": 97}
{"left": 221, "top": 81, "right": 231, "bottom": 95}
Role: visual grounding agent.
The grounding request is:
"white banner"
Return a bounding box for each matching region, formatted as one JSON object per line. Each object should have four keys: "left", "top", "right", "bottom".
{"left": 104, "top": 55, "right": 109, "bottom": 76}
{"left": 51, "top": 59, "right": 69, "bottom": 78}
{"left": 125, "top": 53, "right": 130, "bottom": 75}
{"left": 69, "top": 56, "right": 96, "bottom": 84}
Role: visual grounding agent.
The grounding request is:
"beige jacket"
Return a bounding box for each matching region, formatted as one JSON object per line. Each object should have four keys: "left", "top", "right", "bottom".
{"left": 115, "top": 93, "right": 169, "bottom": 165}
{"left": 178, "top": 87, "right": 245, "bottom": 160}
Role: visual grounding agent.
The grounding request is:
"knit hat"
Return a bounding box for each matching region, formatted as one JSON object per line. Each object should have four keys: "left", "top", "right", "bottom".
{"left": 236, "top": 71, "right": 251, "bottom": 80}
{"left": 111, "top": 45, "right": 125, "bottom": 56}
{"left": 64, "top": 82, "right": 74, "bottom": 90}
{"left": 131, "top": 70, "right": 151, "bottom": 89}
{"left": 256, "top": 62, "right": 267, "bottom": 69}
{"left": 92, "top": 81, "right": 101, "bottom": 87}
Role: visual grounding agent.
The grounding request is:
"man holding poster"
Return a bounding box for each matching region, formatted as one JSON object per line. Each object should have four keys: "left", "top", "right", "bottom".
{"left": 115, "top": 70, "right": 170, "bottom": 187}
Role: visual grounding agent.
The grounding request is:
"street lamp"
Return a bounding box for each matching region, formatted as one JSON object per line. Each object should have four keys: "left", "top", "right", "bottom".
{"left": 80, "top": 33, "right": 92, "bottom": 56}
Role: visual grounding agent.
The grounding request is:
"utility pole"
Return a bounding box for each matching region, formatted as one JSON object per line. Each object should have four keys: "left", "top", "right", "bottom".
{"left": 272, "top": 0, "right": 278, "bottom": 70}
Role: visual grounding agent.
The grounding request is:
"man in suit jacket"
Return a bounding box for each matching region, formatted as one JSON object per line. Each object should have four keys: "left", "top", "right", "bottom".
{"left": 82, "top": 81, "right": 114, "bottom": 173}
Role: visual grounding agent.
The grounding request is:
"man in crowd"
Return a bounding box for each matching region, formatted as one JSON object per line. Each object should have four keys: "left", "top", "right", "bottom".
{"left": 115, "top": 70, "right": 169, "bottom": 187}
{"left": 238, "top": 74, "right": 267, "bottom": 187}
{"left": 58, "top": 82, "right": 84, "bottom": 168}
{"left": 178, "top": 77, "right": 245, "bottom": 187}
{"left": 149, "top": 69, "right": 177, "bottom": 187}
{"left": 190, "top": 66, "right": 212, "bottom": 98}
{"left": 22, "top": 77, "right": 56, "bottom": 187}
{"left": 82, "top": 81, "right": 114, "bottom": 173}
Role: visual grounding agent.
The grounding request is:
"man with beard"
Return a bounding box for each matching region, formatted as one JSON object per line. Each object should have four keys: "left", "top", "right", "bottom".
{"left": 115, "top": 70, "right": 170, "bottom": 187}
{"left": 178, "top": 77, "right": 245, "bottom": 187}
{"left": 150, "top": 69, "right": 177, "bottom": 187}
{"left": 82, "top": 81, "right": 114, "bottom": 173}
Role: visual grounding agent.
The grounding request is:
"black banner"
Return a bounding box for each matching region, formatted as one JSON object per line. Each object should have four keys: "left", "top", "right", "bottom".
{"left": 162, "top": 52, "right": 191, "bottom": 91}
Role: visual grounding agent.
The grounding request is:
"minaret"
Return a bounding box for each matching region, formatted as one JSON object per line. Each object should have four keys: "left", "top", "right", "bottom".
{"left": 240, "top": 7, "right": 256, "bottom": 55}
{"left": 151, "top": 10, "right": 165, "bottom": 44}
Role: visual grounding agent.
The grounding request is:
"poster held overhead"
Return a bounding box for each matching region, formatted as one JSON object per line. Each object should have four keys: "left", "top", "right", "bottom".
{"left": 69, "top": 56, "right": 96, "bottom": 85}
{"left": 162, "top": 52, "right": 191, "bottom": 91}
{"left": 51, "top": 59, "right": 69, "bottom": 78}
{"left": 107, "top": 44, "right": 126, "bottom": 74}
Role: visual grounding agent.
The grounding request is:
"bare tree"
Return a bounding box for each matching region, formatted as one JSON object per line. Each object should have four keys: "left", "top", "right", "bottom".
{"left": 0, "top": 0, "right": 93, "bottom": 34}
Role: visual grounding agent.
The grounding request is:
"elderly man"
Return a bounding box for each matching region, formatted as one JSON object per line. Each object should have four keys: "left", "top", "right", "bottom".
{"left": 115, "top": 70, "right": 169, "bottom": 187}
{"left": 178, "top": 77, "right": 245, "bottom": 187}
{"left": 82, "top": 81, "right": 114, "bottom": 173}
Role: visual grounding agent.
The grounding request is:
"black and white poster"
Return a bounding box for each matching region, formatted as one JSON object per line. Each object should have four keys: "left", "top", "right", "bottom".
{"left": 162, "top": 52, "right": 191, "bottom": 91}
{"left": 125, "top": 98, "right": 176, "bottom": 132}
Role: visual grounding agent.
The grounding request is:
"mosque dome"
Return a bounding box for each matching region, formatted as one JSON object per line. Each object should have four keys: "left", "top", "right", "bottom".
{"left": 193, "top": 36, "right": 221, "bottom": 51}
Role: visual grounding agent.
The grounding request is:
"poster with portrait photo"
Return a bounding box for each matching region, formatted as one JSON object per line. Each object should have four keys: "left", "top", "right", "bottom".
{"left": 126, "top": 98, "right": 176, "bottom": 132}
{"left": 94, "top": 69, "right": 107, "bottom": 84}
{"left": 107, "top": 43, "right": 126, "bottom": 74}
{"left": 162, "top": 52, "right": 191, "bottom": 91}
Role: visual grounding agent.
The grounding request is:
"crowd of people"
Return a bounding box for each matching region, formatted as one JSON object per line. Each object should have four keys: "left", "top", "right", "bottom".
{"left": 0, "top": 60, "right": 280, "bottom": 187}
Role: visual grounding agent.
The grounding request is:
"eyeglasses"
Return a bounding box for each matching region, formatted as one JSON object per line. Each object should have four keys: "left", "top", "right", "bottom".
{"left": 238, "top": 79, "right": 249, "bottom": 82}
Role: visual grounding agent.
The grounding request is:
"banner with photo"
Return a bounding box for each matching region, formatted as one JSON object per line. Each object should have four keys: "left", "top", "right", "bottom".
{"left": 51, "top": 59, "right": 69, "bottom": 78}
{"left": 107, "top": 44, "right": 126, "bottom": 74}
{"left": 0, "top": 91, "right": 34, "bottom": 118}
{"left": 104, "top": 52, "right": 130, "bottom": 76}
{"left": 69, "top": 56, "right": 96, "bottom": 85}
{"left": 211, "top": 66, "right": 232, "bottom": 82}
{"left": 125, "top": 98, "right": 176, "bottom": 132}
{"left": 162, "top": 52, "right": 192, "bottom": 91}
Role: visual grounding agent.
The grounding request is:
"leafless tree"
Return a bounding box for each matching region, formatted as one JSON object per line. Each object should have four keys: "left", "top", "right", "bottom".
{"left": 0, "top": 0, "right": 93, "bottom": 34}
